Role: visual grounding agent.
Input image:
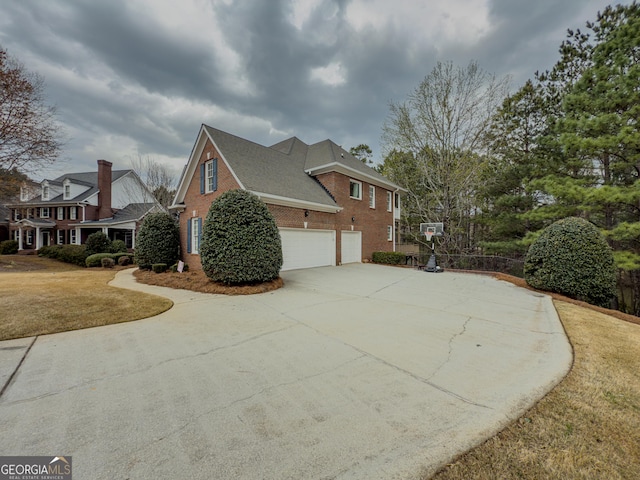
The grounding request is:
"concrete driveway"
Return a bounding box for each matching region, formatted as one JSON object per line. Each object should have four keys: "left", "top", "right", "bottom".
{"left": 0, "top": 264, "right": 571, "bottom": 479}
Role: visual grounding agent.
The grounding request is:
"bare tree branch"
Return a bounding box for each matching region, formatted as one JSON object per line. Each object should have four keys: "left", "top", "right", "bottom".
{"left": 0, "top": 47, "right": 64, "bottom": 173}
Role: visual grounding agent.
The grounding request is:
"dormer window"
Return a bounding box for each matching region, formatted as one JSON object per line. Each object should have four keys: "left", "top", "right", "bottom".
{"left": 20, "top": 187, "right": 28, "bottom": 202}
{"left": 63, "top": 180, "right": 71, "bottom": 199}
{"left": 42, "top": 183, "right": 50, "bottom": 201}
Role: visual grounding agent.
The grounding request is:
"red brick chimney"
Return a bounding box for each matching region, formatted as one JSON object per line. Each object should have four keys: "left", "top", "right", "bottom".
{"left": 97, "top": 159, "right": 113, "bottom": 219}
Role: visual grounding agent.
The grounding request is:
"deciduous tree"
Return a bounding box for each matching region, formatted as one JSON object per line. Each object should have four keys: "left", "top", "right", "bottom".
{"left": 0, "top": 47, "right": 63, "bottom": 173}
{"left": 382, "top": 61, "right": 509, "bottom": 254}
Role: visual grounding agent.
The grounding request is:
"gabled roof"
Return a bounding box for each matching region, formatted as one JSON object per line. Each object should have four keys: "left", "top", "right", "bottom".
{"left": 172, "top": 124, "right": 402, "bottom": 211}
{"left": 75, "top": 203, "right": 157, "bottom": 226}
{"left": 11, "top": 170, "right": 132, "bottom": 205}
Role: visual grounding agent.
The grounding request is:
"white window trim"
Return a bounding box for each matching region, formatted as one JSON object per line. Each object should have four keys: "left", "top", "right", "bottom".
{"left": 205, "top": 160, "right": 215, "bottom": 193}
{"left": 57, "top": 207, "right": 64, "bottom": 220}
{"left": 26, "top": 230, "right": 33, "bottom": 245}
{"left": 387, "top": 225, "right": 393, "bottom": 241}
{"left": 42, "top": 184, "right": 49, "bottom": 201}
{"left": 20, "top": 187, "right": 28, "bottom": 202}
{"left": 63, "top": 182, "right": 71, "bottom": 200}
{"left": 387, "top": 191, "right": 393, "bottom": 212}
{"left": 70, "top": 230, "right": 77, "bottom": 244}
{"left": 41, "top": 207, "right": 50, "bottom": 218}
{"left": 70, "top": 207, "right": 77, "bottom": 220}
{"left": 57, "top": 230, "right": 64, "bottom": 245}
{"left": 349, "top": 179, "right": 362, "bottom": 200}
{"left": 192, "top": 217, "right": 201, "bottom": 254}
{"left": 369, "top": 185, "right": 375, "bottom": 209}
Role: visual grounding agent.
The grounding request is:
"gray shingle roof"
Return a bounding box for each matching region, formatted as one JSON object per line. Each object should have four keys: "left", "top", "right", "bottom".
{"left": 204, "top": 126, "right": 338, "bottom": 207}
{"left": 78, "top": 203, "right": 156, "bottom": 225}
{"left": 203, "top": 125, "right": 400, "bottom": 207}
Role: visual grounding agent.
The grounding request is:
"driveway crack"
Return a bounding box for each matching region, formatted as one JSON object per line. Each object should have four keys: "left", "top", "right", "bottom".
{"left": 427, "top": 316, "right": 472, "bottom": 382}
{"left": 0, "top": 336, "right": 38, "bottom": 400}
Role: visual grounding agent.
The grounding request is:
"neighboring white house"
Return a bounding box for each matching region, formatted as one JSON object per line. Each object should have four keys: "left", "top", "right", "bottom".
{"left": 7, "top": 160, "right": 162, "bottom": 251}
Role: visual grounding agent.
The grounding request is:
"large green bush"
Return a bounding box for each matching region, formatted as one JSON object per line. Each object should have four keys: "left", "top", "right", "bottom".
{"left": 85, "top": 232, "right": 112, "bottom": 256}
{"left": 524, "top": 217, "right": 616, "bottom": 307}
{"left": 0, "top": 240, "right": 18, "bottom": 255}
{"left": 134, "top": 212, "right": 180, "bottom": 269}
{"left": 110, "top": 239, "right": 127, "bottom": 253}
{"left": 38, "top": 244, "right": 88, "bottom": 267}
{"left": 200, "top": 190, "right": 282, "bottom": 285}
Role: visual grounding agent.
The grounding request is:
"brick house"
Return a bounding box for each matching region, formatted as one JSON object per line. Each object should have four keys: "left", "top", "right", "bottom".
{"left": 170, "top": 124, "right": 404, "bottom": 271}
{"left": 7, "top": 160, "right": 161, "bottom": 251}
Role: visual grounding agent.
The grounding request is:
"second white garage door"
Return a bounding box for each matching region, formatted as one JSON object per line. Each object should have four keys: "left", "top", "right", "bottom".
{"left": 279, "top": 228, "right": 336, "bottom": 271}
{"left": 341, "top": 231, "right": 362, "bottom": 264}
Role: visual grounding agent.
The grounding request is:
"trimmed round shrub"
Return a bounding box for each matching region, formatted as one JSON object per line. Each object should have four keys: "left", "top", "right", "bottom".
{"left": 0, "top": 240, "right": 18, "bottom": 255}
{"left": 524, "top": 217, "right": 616, "bottom": 307}
{"left": 85, "top": 232, "right": 112, "bottom": 256}
{"left": 101, "top": 257, "right": 115, "bottom": 268}
{"left": 152, "top": 263, "right": 168, "bottom": 273}
{"left": 117, "top": 255, "right": 132, "bottom": 266}
{"left": 110, "top": 239, "right": 127, "bottom": 253}
{"left": 200, "top": 190, "right": 282, "bottom": 285}
{"left": 135, "top": 212, "right": 180, "bottom": 269}
{"left": 86, "top": 252, "right": 116, "bottom": 268}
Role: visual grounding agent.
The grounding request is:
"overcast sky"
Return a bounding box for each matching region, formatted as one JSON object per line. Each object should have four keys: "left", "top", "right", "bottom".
{"left": 0, "top": 0, "right": 631, "bottom": 182}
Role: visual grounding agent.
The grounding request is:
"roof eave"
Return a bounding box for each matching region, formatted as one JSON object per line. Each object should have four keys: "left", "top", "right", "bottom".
{"left": 251, "top": 191, "right": 342, "bottom": 214}
{"left": 305, "top": 163, "right": 406, "bottom": 192}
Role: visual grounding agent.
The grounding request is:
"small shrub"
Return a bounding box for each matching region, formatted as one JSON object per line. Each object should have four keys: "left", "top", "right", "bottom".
{"left": 372, "top": 251, "right": 406, "bottom": 265}
{"left": 135, "top": 212, "right": 180, "bottom": 269}
{"left": 524, "top": 217, "right": 617, "bottom": 307}
{"left": 101, "top": 257, "right": 115, "bottom": 268}
{"left": 118, "top": 255, "right": 131, "bottom": 266}
{"left": 200, "top": 190, "right": 282, "bottom": 285}
{"left": 86, "top": 253, "right": 117, "bottom": 268}
{"left": 152, "top": 263, "right": 168, "bottom": 273}
{"left": 110, "top": 239, "right": 127, "bottom": 253}
{"left": 170, "top": 263, "right": 189, "bottom": 273}
{"left": 0, "top": 240, "right": 19, "bottom": 255}
{"left": 85, "top": 232, "right": 112, "bottom": 256}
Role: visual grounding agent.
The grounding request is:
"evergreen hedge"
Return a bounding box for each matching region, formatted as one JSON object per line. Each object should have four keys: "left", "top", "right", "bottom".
{"left": 372, "top": 251, "right": 406, "bottom": 265}
{"left": 134, "top": 212, "right": 180, "bottom": 269}
{"left": 38, "top": 244, "right": 89, "bottom": 267}
{"left": 85, "top": 232, "right": 112, "bottom": 256}
{"left": 524, "top": 217, "right": 617, "bottom": 307}
{"left": 200, "top": 190, "right": 282, "bottom": 285}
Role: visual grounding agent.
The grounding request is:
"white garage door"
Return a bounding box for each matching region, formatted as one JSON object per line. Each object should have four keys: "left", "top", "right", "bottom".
{"left": 341, "top": 231, "right": 362, "bottom": 264}
{"left": 279, "top": 228, "right": 336, "bottom": 271}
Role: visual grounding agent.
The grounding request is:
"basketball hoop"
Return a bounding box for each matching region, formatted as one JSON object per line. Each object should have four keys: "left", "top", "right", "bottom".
{"left": 425, "top": 226, "right": 436, "bottom": 243}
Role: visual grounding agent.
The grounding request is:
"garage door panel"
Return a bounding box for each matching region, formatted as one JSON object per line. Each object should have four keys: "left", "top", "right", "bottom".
{"left": 341, "top": 231, "right": 362, "bottom": 264}
{"left": 280, "top": 228, "right": 335, "bottom": 271}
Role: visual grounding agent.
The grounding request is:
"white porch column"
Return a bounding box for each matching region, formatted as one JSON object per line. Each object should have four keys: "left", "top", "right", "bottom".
{"left": 35, "top": 227, "right": 41, "bottom": 250}
{"left": 75, "top": 227, "right": 80, "bottom": 245}
{"left": 18, "top": 227, "right": 23, "bottom": 250}
{"left": 102, "top": 227, "right": 108, "bottom": 234}
{"left": 131, "top": 229, "right": 136, "bottom": 249}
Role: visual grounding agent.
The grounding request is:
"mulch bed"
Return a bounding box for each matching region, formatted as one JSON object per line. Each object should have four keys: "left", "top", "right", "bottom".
{"left": 133, "top": 268, "right": 284, "bottom": 295}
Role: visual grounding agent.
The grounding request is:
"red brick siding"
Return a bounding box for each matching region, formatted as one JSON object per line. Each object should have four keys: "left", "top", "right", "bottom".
{"left": 179, "top": 139, "right": 241, "bottom": 270}
{"left": 315, "top": 172, "right": 395, "bottom": 263}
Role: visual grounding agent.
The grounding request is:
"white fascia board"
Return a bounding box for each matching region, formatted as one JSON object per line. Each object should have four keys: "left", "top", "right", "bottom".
{"left": 252, "top": 191, "right": 342, "bottom": 213}
{"left": 306, "top": 162, "right": 406, "bottom": 192}
{"left": 171, "top": 125, "right": 246, "bottom": 207}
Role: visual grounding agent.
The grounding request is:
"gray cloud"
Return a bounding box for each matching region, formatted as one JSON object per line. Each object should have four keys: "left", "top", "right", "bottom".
{"left": 0, "top": 0, "right": 632, "bottom": 181}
